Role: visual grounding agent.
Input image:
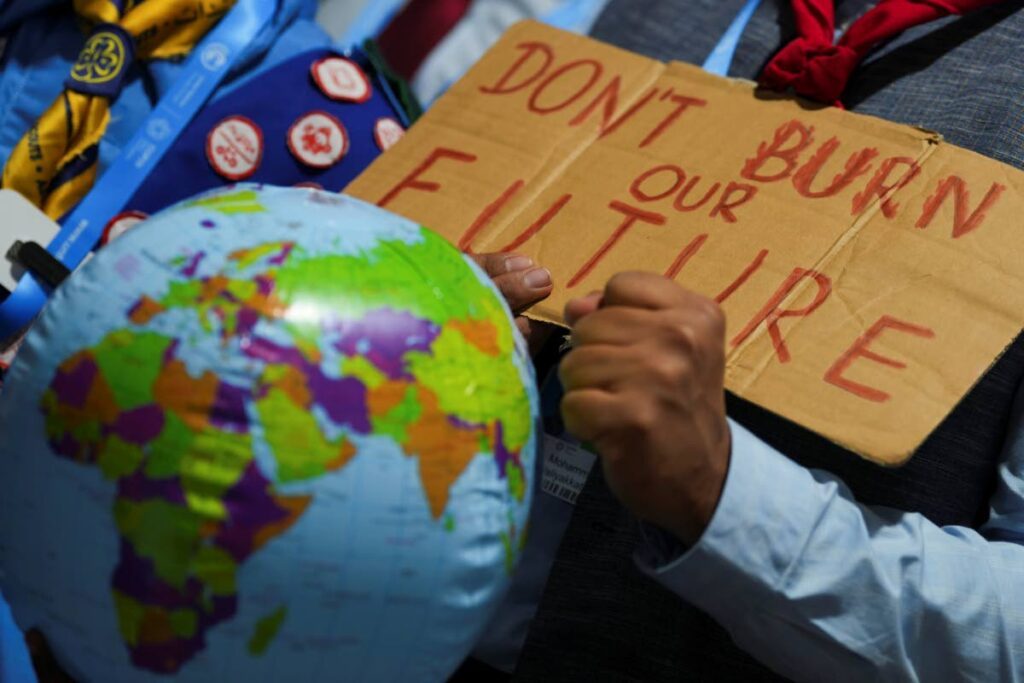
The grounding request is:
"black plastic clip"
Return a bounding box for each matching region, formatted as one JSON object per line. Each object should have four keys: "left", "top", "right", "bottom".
{"left": 7, "top": 241, "right": 70, "bottom": 289}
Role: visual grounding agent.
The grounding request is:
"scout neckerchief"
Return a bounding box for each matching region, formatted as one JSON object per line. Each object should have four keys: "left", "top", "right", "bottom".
{"left": 1, "top": 0, "right": 235, "bottom": 220}
{"left": 760, "top": 0, "right": 1010, "bottom": 105}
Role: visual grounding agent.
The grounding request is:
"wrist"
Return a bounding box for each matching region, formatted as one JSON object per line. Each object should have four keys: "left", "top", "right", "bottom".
{"left": 667, "top": 420, "right": 731, "bottom": 544}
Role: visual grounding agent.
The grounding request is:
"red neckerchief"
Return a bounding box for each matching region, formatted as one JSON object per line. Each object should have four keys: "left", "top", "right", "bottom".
{"left": 760, "top": 0, "right": 1011, "bottom": 106}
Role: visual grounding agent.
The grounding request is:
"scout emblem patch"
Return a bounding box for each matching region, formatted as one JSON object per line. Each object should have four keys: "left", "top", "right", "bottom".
{"left": 100, "top": 210, "right": 148, "bottom": 246}
{"left": 374, "top": 117, "right": 406, "bottom": 151}
{"left": 205, "top": 115, "right": 264, "bottom": 180}
{"left": 311, "top": 56, "right": 372, "bottom": 103}
{"left": 288, "top": 111, "right": 349, "bottom": 168}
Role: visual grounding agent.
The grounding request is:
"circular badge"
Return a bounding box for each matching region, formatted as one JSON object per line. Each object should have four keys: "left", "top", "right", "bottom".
{"left": 288, "top": 111, "right": 349, "bottom": 169}
{"left": 200, "top": 42, "right": 229, "bottom": 71}
{"left": 205, "top": 115, "right": 263, "bottom": 180}
{"left": 311, "top": 57, "right": 372, "bottom": 103}
{"left": 101, "top": 210, "right": 148, "bottom": 246}
{"left": 70, "top": 31, "right": 127, "bottom": 85}
{"left": 373, "top": 117, "right": 406, "bottom": 152}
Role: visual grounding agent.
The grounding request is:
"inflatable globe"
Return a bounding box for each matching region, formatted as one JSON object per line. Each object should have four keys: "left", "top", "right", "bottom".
{"left": 0, "top": 186, "right": 538, "bottom": 682}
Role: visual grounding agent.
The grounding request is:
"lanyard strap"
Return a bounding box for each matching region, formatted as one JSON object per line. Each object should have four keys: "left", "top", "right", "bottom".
{"left": 0, "top": 0, "right": 274, "bottom": 340}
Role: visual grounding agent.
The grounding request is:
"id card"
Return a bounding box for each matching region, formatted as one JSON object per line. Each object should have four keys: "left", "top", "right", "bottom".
{"left": 540, "top": 434, "right": 596, "bottom": 506}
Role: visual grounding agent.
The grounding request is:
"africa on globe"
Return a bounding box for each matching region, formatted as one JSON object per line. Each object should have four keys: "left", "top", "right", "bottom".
{"left": 0, "top": 185, "right": 539, "bottom": 682}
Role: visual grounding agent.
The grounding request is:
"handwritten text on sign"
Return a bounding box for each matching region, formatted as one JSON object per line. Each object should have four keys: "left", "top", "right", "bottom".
{"left": 347, "top": 21, "right": 1024, "bottom": 465}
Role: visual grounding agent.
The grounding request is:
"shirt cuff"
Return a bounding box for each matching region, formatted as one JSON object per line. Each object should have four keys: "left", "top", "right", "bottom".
{"left": 635, "top": 418, "right": 831, "bottom": 623}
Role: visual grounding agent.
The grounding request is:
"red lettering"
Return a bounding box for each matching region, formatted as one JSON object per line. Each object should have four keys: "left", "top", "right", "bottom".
{"left": 640, "top": 93, "right": 707, "bottom": 148}
{"left": 458, "top": 179, "right": 525, "bottom": 252}
{"left": 915, "top": 175, "right": 1007, "bottom": 239}
{"left": 479, "top": 41, "right": 553, "bottom": 95}
{"left": 715, "top": 249, "right": 769, "bottom": 303}
{"left": 824, "top": 315, "right": 935, "bottom": 403}
{"left": 568, "top": 201, "right": 666, "bottom": 288}
{"left": 528, "top": 59, "right": 604, "bottom": 114}
{"left": 598, "top": 87, "right": 660, "bottom": 140}
{"left": 709, "top": 182, "right": 758, "bottom": 223}
{"left": 378, "top": 147, "right": 477, "bottom": 209}
{"left": 498, "top": 193, "right": 573, "bottom": 253}
{"left": 664, "top": 233, "right": 708, "bottom": 279}
{"left": 741, "top": 120, "right": 815, "bottom": 183}
{"left": 630, "top": 164, "right": 685, "bottom": 203}
{"left": 851, "top": 156, "right": 920, "bottom": 218}
{"left": 569, "top": 75, "right": 622, "bottom": 133}
{"left": 792, "top": 138, "right": 878, "bottom": 199}
{"left": 730, "top": 268, "right": 832, "bottom": 363}
{"left": 672, "top": 175, "right": 719, "bottom": 212}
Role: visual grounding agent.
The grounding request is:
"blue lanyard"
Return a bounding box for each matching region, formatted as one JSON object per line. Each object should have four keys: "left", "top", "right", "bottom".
{"left": 702, "top": 0, "right": 763, "bottom": 76}
{"left": 0, "top": 0, "right": 274, "bottom": 340}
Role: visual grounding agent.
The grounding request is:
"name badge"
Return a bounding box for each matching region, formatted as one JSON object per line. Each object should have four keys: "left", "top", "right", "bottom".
{"left": 540, "top": 434, "right": 596, "bottom": 506}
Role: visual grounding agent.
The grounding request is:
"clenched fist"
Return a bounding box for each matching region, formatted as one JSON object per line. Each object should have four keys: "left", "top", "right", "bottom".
{"left": 560, "top": 272, "right": 731, "bottom": 544}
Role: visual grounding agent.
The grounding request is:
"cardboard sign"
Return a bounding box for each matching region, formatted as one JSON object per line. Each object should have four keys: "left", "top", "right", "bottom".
{"left": 346, "top": 21, "right": 1024, "bottom": 466}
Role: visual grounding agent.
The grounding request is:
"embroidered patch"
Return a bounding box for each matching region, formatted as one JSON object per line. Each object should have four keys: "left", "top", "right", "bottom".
{"left": 373, "top": 117, "right": 406, "bottom": 151}
{"left": 101, "top": 210, "right": 148, "bottom": 246}
{"left": 287, "top": 111, "right": 349, "bottom": 169}
{"left": 311, "top": 57, "right": 372, "bottom": 103}
{"left": 66, "top": 24, "right": 134, "bottom": 98}
{"left": 205, "top": 115, "right": 263, "bottom": 181}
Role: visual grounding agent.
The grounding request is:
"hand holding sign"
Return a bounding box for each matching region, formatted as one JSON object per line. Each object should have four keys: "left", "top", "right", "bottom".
{"left": 470, "top": 252, "right": 555, "bottom": 353}
{"left": 560, "top": 273, "right": 730, "bottom": 543}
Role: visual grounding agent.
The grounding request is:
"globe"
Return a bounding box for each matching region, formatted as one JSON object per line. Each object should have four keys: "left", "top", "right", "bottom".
{"left": 0, "top": 186, "right": 538, "bottom": 682}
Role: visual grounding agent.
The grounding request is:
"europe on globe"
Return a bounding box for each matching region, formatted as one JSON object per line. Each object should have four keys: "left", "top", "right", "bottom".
{"left": 0, "top": 185, "right": 539, "bottom": 682}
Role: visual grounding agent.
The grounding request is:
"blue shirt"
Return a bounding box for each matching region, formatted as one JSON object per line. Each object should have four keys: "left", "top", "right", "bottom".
{"left": 635, "top": 411, "right": 1024, "bottom": 680}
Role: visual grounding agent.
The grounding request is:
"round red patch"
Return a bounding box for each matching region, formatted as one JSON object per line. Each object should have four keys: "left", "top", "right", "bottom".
{"left": 311, "top": 57, "right": 372, "bottom": 103}
{"left": 287, "top": 111, "right": 349, "bottom": 169}
{"left": 205, "top": 115, "right": 263, "bottom": 180}
{"left": 101, "top": 210, "right": 148, "bottom": 246}
{"left": 373, "top": 117, "right": 406, "bottom": 151}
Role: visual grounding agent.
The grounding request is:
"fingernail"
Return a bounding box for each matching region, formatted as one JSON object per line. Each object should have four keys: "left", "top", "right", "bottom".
{"left": 505, "top": 255, "right": 534, "bottom": 273}
{"left": 524, "top": 267, "right": 552, "bottom": 289}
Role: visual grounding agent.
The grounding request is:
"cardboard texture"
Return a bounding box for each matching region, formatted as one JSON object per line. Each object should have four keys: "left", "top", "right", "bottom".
{"left": 346, "top": 21, "right": 1024, "bottom": 466}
